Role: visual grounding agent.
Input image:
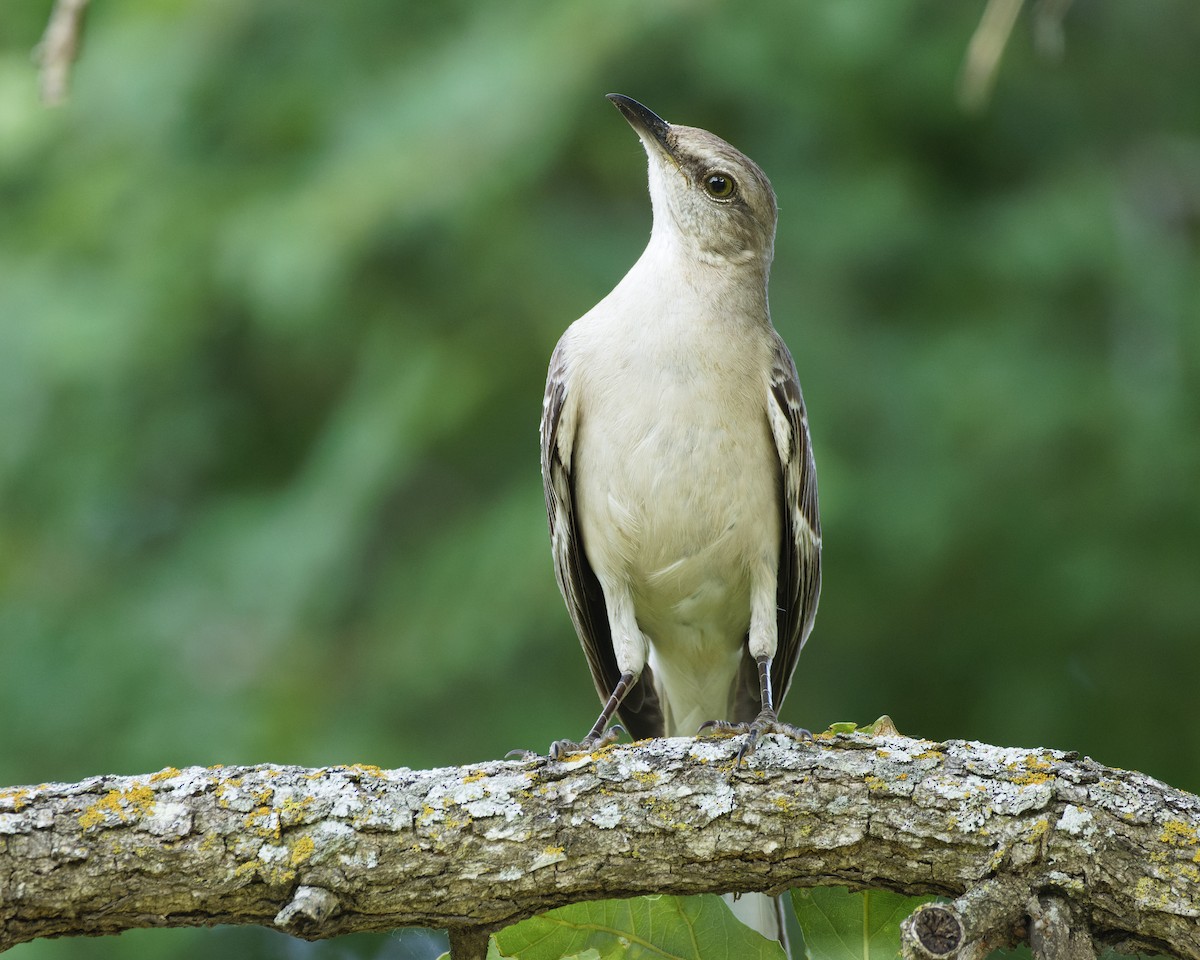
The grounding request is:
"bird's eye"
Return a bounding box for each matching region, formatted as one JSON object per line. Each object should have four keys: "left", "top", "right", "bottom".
{"left": 703, "top": 173, "right": 736, "bottom": 199}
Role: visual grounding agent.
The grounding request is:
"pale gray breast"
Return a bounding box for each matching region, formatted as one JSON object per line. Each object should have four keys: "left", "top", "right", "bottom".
{"left": 572, "top": 328, "right": 780, "bottom": 600}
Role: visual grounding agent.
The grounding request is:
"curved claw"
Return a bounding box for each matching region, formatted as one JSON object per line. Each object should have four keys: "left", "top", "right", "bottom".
{"left": 697, "top": 712, "right": 813, "bottom": 765}
{"left": 548, "top": 725, "right": 624, "bottom": 761}
{"left": 504, "top": 748, "right": 540, "bottom": 761}
{"left": 737, "top": 715, "right": 813, "bottom": 765}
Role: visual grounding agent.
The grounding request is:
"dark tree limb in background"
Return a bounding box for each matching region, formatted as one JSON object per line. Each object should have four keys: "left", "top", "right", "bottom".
{"left": 1, "top": 734, "right": 1198, "bottom": 959}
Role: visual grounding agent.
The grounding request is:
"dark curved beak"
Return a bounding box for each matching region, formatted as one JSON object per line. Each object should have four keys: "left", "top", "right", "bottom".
{"left": 607, "top": 94, "right": 674, "bottom": 158}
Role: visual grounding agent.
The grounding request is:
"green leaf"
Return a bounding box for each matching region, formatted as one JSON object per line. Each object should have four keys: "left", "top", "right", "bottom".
{"left": 823, "top": 716, "right": 901, "bottom": 737}
{"left": 790, "top": 887, "right": 936, "bottom": 960}
{"left": 494, "top": 895, "right": 786, "bottom": 960}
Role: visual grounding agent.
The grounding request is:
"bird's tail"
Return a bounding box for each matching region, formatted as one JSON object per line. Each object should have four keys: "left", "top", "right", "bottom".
{"left": 724, "top": 890, "right": 790, "bottom": 953}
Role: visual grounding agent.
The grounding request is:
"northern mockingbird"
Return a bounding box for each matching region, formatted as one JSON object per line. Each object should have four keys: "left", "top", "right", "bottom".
{"left": 539, "top": 95, "right": 821, "bottom": 939}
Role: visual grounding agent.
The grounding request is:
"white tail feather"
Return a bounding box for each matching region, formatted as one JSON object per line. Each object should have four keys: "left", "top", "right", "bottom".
{"left": 724, "top": 891, "right": 790, "bottom": 953}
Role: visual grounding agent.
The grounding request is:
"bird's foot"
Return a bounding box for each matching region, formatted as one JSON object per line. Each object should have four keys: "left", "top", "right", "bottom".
{"left": 699, "top": 711, "right": 812, "bottom": 765}
{"left": 545, "top": 724, "right": 624, "bottom": 761}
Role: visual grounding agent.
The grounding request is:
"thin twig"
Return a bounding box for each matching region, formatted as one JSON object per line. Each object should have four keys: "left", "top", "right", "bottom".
{"left": 959, "top": 0, "right": 1025, "bottom": 113}
{"left": 34, "top": 0, "right": 92, "bottom": 106}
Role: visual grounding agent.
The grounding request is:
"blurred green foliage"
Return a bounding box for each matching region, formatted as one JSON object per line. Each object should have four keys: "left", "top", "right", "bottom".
{"left": 493, "top": 895, "right": 785, "bottom": 960}
{"left": 2, "top": 1, "right": 1198, "bottom": 958}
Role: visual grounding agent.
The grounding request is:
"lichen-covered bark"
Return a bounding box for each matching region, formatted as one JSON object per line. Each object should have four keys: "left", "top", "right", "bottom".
{"left": 1, "top": 734, "right": 1198, "bottom": 957}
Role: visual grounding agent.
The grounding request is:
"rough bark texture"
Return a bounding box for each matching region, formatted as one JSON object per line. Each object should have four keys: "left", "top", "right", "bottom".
{"left": 1, "top": 733, "right": 1198, "bottom": 958}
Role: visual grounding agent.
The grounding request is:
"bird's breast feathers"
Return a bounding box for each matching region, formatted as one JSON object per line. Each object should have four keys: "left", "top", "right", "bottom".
{"left": 564, "top": 316, "right": 781, "bottom": 623}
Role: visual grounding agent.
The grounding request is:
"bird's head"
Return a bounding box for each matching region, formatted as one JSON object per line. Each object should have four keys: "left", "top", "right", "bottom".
{"left": 607, "top": 94, "right": 778, "bottom": 269}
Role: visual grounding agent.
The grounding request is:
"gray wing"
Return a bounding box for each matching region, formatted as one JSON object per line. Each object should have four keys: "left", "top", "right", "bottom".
{"left": 765, "top": 332, "right": 822, "bottom": 709}
{"left": 540, "top": 339, "right": 663, "bottom": 740}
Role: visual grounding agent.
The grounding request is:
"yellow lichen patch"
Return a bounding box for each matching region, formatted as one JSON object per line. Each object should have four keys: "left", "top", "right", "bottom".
{"left": 210, "top": 774, "right": 243, "bottom": 803}
{"left": 77, "top": 806, "right": 107, "bottom": 830}
{"left": 1029, "top": 818, "right": 1050, "bottom": 841}
{"left": 126, "top": 784, "right": 156, "bottom": 814}
{"left": 233, "top": 860, "right": 259, "bottom": 881}
{"left": 1, "top": 788, "right": 31, "bottom": 812}
{"left": 280, "top": 796, "right": 314, "bottom": 822}
{"left": 632, "top": 770, "right": 660, "bottom": 786}
{"left": 1159, "top": 820, "right": 1199, "bottom": 847}
{"left": 290, "top": 836, "right": 316, "bottom": 867}
{"left": 875, "top": 748, "right": 891, "bottom": 758}
{"left": 348, "top": 764, "right": 387, "bottom": 778}
{"left": 1134, "top": 875, "right": 1171, "bottom": 910}
{"left": 253, "top": 788, "right": 274, "bottom": 804}
{"left": 1010, "top": 755, "right": 1054, "bottom": 786}
{"left": 897, "top": 773, "right": 909, "bottom": 781}
{"left": 415, "top": 804, "right": 443, "bottom": 829}
{"left": 864, "top": 775, "right": 886, "bottom": 792}
{"left": 78, "top": 784, "right": 157, "bottom": 829}
{"left": 246, "top": 806, "right": 282, "bottom": 841}
{"left": 913, "top": 749, "right": 943, "bottom": 762}
{"left": 772, "top": 796, "right": 794, "bottom": 814}
{"left": 150, "top": 767, "right": 181, "bottom": 783}
{"left": 462, "top": 770, "right": 489, "bottom": 783}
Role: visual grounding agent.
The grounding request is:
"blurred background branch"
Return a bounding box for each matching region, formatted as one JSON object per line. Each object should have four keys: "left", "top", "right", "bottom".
{"left": 960, "top": 0, "right": 1026, "bottom": 112}
{"left": 959, "top": 0, "right": 1076, "bottom": 111}
{"left": 33, "top": 0, "right": 90, "bottom": 106}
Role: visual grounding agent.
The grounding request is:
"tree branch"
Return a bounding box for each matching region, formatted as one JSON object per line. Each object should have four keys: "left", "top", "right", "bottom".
{"left": 33, "top": 0, "right": 91, "bottom": 106}
{"left": 2, "top": 734, "right": 1198, "bottom": 958}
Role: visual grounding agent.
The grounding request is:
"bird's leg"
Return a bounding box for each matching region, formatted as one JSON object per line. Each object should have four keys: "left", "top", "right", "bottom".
{"left": 547, "top": 671, "right": 635, "bottom": 760}
{"left": 737, "top": 656, "right": 812, "bottom": 763}
{"left": 700, "top": 656, "right": 811, "bottom": 765}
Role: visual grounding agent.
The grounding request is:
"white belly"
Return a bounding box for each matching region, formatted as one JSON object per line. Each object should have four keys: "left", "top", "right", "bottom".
{"left": 573, "top": 346, "right": 779, "bottom": 734}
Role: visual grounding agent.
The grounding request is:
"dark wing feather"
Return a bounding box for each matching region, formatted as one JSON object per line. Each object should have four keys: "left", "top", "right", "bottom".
{"left": 766, "top": 332, "right": 822, "bottom": 709}
{"left": 540, "top": 340, "right": 663, "bottom": 740}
